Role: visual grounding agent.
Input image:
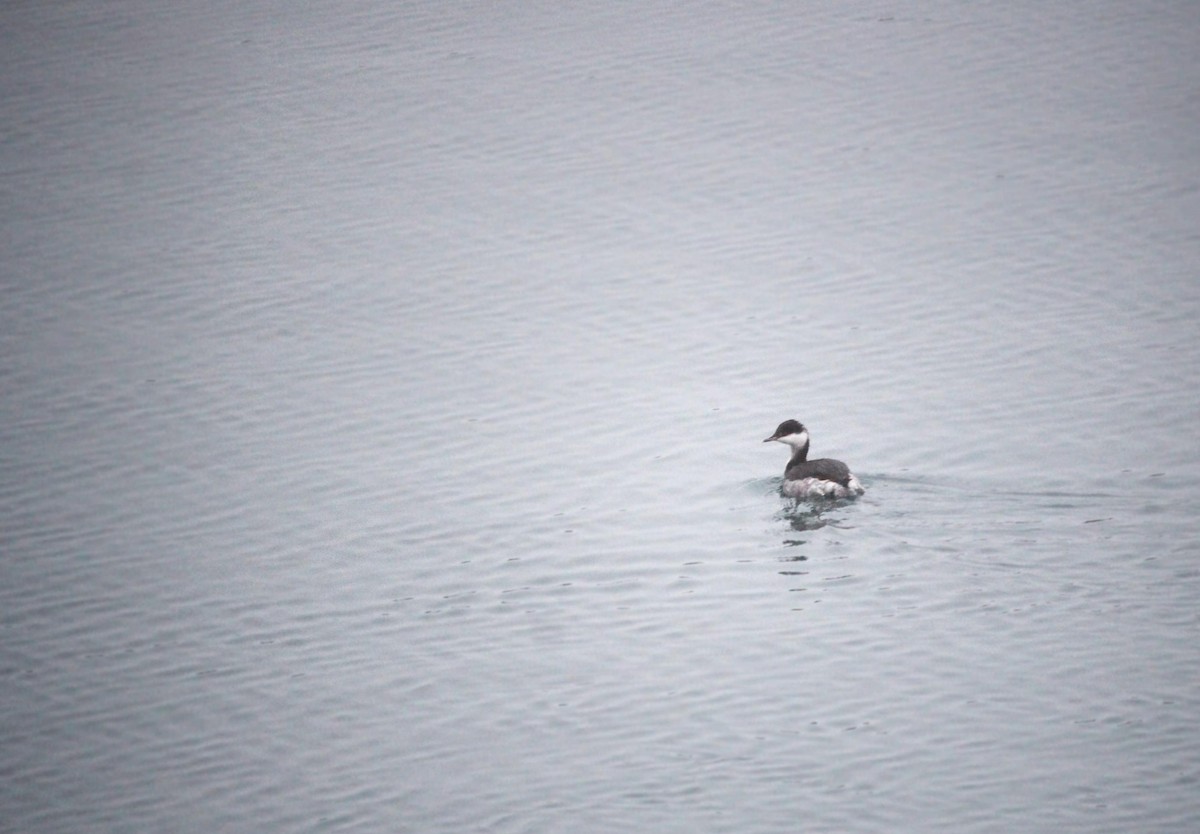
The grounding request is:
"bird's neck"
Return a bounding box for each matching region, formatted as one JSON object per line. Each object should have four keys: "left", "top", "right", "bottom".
{"left": 786, "top": 443, "right": 810, "bottom": 467}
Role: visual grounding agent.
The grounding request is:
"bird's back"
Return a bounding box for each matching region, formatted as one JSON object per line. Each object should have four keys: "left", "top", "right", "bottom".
{"left": 785, "top": 457, "right": 852, "bottom": 487}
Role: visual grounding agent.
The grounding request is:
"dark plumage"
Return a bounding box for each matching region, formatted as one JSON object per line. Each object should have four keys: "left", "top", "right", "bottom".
{"left": 785, "top": 456, "right": 854, "bottom": 488}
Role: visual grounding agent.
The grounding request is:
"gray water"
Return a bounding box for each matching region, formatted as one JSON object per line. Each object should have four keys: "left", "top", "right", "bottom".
{"left": 3, "top": 2, "right": 1199, "bottom": 832}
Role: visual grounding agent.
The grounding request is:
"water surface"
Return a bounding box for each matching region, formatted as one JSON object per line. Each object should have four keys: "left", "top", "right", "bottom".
{"left": 2, "top": 2, "right": 1199, "bottom": 832}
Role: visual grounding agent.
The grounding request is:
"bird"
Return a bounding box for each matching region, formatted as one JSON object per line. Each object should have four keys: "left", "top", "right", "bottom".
{"left": 763, "top": 419, "right": 864, "bottom": 500}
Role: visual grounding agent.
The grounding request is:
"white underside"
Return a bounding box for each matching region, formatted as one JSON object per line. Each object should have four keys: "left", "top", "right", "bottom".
{"left": 782, "top": 474, "right": 865, "bottom": 500}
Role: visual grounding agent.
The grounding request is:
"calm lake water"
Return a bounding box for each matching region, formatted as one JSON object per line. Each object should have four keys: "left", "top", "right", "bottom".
{"left": 3, "top": 2, "right": 1199, "bottom": 832}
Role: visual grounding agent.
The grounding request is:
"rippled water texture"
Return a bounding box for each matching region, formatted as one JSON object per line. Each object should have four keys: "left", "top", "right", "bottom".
{"left": 3, "top": 2, "right": 1199, "bottom": 832}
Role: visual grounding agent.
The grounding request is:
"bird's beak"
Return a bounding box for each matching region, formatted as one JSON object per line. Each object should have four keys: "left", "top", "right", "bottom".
{"left": 763, "top": 436, "right": 778, "bottom": 443}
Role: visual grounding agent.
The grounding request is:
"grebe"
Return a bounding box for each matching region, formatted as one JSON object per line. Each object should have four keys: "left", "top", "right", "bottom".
{"left": 763, "top": 419, "right": 864, "bottom": 500}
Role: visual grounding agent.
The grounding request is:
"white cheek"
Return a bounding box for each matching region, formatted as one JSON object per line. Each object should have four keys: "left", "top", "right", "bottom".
{"left": 784, "top": 430, "right": 809, "bottom": 448}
